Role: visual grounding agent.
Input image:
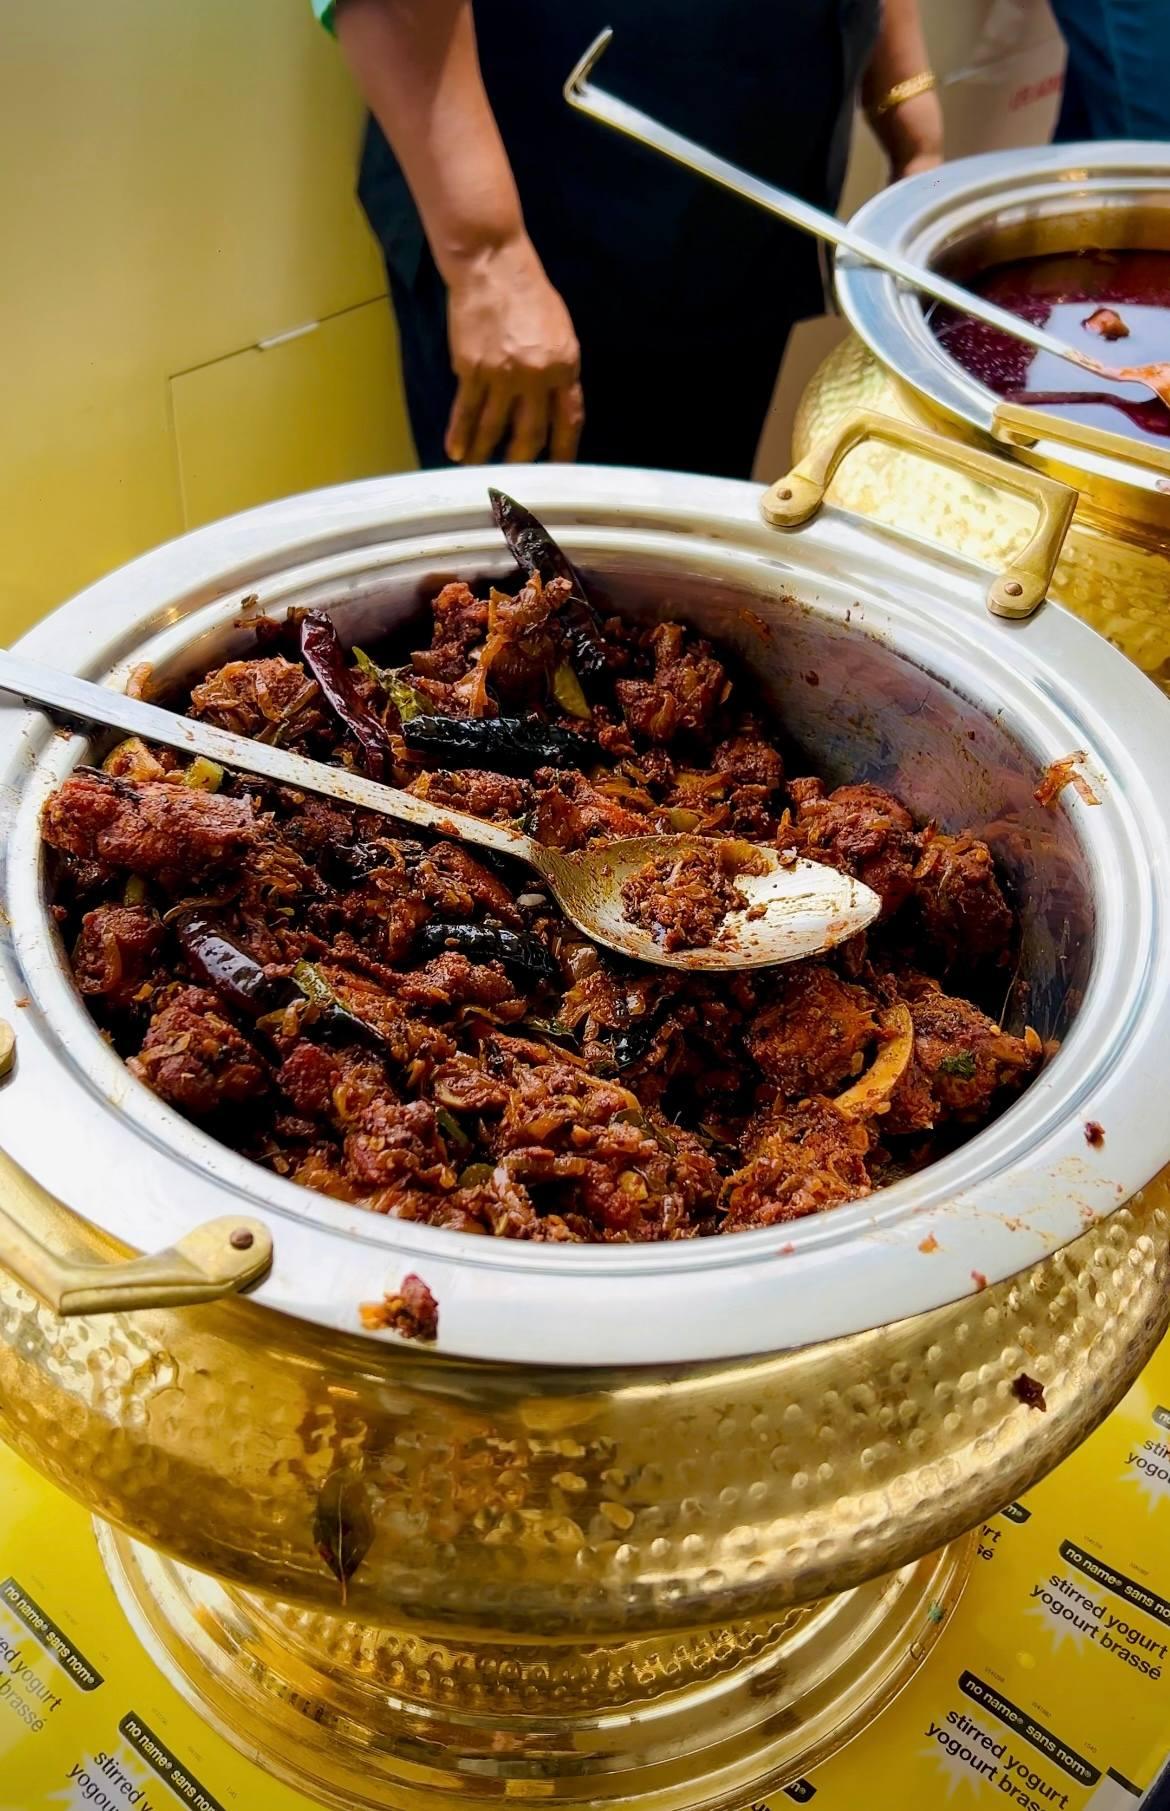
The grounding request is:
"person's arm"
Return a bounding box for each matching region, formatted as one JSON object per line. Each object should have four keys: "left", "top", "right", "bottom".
{"left": 861, "top": 0, "right": 944, "bottom": 183}
{"left": 334, "top": 0, "right": 583, "bottom": 463}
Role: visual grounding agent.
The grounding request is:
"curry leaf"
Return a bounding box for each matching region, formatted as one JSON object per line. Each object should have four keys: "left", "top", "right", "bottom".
{"left": 353, "top": 646, "right": 430, "bottom": 722}
{"left": 313, "top": 1468, "right": 375, "bottom": 1606}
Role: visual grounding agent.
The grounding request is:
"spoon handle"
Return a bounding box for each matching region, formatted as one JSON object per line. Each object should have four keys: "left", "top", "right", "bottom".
{"left": 0, "top": 651, "right": 538, "bottom": 866}
{"left": 566, "top": 31, "right": 1103, "bottom": 379}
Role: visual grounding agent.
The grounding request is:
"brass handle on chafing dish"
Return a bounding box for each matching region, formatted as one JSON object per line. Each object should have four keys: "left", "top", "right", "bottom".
{"left": 0, "top": 1145, "right": 272, "bottom": 1317}
{"left": 761, "top": 407, "right": 1078, "bottom": 620}
{"left": 992, "top": 397, "right": 1170, "bottom": 480}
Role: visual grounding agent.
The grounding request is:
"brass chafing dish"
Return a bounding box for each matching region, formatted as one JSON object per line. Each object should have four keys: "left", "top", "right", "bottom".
{"left": 2, "top": 462, "right": 1170, "bottom": 1808}
{"left": 798, "top": 143, "right": 1170, "bottom": 685}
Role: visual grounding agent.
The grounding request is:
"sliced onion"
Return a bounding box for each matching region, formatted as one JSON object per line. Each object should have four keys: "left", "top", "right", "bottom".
{"left": 835, "top": 1004, "right": 914, "bottom": 1120}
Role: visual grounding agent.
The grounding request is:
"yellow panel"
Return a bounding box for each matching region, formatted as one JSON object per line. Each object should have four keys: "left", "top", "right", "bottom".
{"left": 1, "top": 1, "right": 385, "bottom": 383}
{"left": 172, "top": 300, "right": 414, "bottom": 530}
{"left": 0, "top": 380, "right": 182, "bottom": 646}
{"left": 0, "top": 0, "right": 414, "bottom": 640}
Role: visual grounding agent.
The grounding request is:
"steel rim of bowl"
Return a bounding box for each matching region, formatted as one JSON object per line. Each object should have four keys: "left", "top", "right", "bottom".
{"left": 3, "top": 464, "right": 1170, "bottom": 1366}
{"left": 835, "top": 141, "right": 1170, "bottom": 498}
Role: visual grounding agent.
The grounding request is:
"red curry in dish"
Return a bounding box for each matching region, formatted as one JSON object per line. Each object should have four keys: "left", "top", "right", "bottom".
{"left": 931, "top": 248, "right": 1170, "bottom": 446}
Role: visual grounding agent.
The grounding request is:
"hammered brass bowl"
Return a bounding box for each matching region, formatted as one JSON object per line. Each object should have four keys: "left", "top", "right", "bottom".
{"left": 3, "top": 464, "right": 1170, "bottom": 1806}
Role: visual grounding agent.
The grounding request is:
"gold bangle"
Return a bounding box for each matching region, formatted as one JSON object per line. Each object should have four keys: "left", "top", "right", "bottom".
{"left": 870, "top": 71, "right": 937, "bottom": 117}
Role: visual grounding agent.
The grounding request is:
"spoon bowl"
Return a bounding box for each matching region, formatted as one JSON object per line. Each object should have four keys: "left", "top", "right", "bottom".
{"left": 544, "top": 834, "right": 878, "bottom": 969}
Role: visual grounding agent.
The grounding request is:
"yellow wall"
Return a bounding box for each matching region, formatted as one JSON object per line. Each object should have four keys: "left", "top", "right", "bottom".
{"left": 1, "top": 0, "right": 414, "bottom": 639}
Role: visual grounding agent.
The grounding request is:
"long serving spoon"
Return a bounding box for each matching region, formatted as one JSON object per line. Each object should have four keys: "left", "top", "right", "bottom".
{"left": 564, "top": 30, "right": 1170, "bottom": 419}
{"left": 0, "top": 651, "right": 879, "bottom": 972}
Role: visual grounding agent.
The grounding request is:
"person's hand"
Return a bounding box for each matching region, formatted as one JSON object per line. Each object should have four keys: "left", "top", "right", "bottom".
{"left": 444, "top": 234, "right": 584, "bottom": 464}
{"left": 871, "top": 89, "right": 945, "bottom": 185}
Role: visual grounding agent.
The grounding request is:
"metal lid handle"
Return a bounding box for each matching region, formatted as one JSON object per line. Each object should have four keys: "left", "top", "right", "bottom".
{"left": 761, "top": 407, "right": 1078, "bottom": 619}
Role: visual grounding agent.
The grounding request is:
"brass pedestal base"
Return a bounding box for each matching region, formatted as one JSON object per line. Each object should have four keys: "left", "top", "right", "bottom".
{"left": 98, "top": 1524, "right": 972, "bottom": 1811}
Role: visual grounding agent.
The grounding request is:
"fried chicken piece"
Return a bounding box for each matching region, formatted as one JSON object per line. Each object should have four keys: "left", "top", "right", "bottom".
{"left": 653, "top": 978, "right": 758, "bottom": 1104}
{"left": 189, "top": 655, "right": 317, "bottom": 739}
{"left": 712, "top": 730, "right": 785, "bottom": 835}
{"left": 128, "top": 985, "right": 267, "bottom": 1115}
{"left": 486, "top": 1090, "right": 591, "bottom": 1156}
{"left": 786, "top": 777, "right": 826, "bottom": 810}
{"left": 885, "top": 983, "right": 1040, "bottom": 1131}
{"left": 747, "top": 965, "right": 878, "bottom": 1097}
{"left": 714, "top": 730, "right": 785, "bottom": 794}
{"left": 416, "top": 841, "right": 521, "bottom": 926}
{"left": 334, "top": 863, "right": 433, "bottom": 963}
{"left": 488, "top": 1062, "right": 720, "bottom": 1238}
{"left": 431, "top": 1053, "right": 513, "bottom": 1113}
{"left": 72, "top": 904, "right": 163, "bottom": 1011}
{"left": 878, "top": 1050, "right": 938, "bottom": 1135}
{"left": 573, "top": 1116, "right": 719, "bottom": 1238}
{"left": 499, "top": 1140, "right": 715, "bottom": 1239}
{"left": 790, "top": 781, "right": 919, "bottom": 916}
{"left": 306, "top": 965, "right": 459, "bottom": 1074}
{"left": 713, "top": 724, "right": 789, "bottom": 829}
{"left": 530, "top": 767, "right": 652, "bottom": 849}
{"left": 722, "top": 1098, "right": 872, "bottom": 1228}
{"left": 912, "top": 831, "right": 1014, "bottom": 966}
{"left": 616, "top": 621, "right": 729, "bottom": 744}
{"left": 275, "top": 1041, "right": 389, "bottom": 1123}
{"left": 280, "top": 796, "right": 357, "bottom": 859}
{"left": 345, "top": 1098, "right": 456, "bottom": 1194}
{"left": 595, "top": 712, "right": 639, "bottom": 762}
{"left": 556, "top": 966, "right": 680, "bottom": 1099}
{"left": 44, "top": 772, "right": 258, "bottom": 885}
{"left": 277, "top": 1041, "right": 348, "bottom": 1118}
{"left": 409, "top": 582, "right": 489, "bottom": 683}
{"left": 397, "top": 952, "right": 528, "bottom": 1023}
{"left": 406, "top": 767, "right": 532, "bottom": 824}
{"left": 617, "top": 746, "right": 674, "bottom": 795}
{"left": 1083, "top": 306, "right": 1128, "bottom": 341}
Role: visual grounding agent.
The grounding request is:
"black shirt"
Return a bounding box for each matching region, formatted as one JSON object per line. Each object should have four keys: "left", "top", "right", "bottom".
{"left": 360, "top": 0, "right": 879, "bottom": 318}
{"left": 357, "top": 0, "right": 881, "bottom": 472}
